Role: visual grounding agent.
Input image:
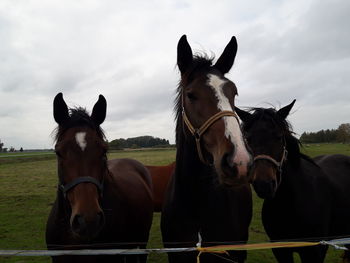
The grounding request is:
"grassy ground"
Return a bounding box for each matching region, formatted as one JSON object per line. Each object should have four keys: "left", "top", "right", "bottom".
{"left": 0, "top": 144, "right": 349, "bottom": 262}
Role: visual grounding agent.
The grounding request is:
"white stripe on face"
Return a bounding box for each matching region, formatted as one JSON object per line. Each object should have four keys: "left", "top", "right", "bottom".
{"left": 207, "top": 74, "right": 251, "bottom": 175}
{"left": 75, "top": 132, "right": 87, "bottom": 151}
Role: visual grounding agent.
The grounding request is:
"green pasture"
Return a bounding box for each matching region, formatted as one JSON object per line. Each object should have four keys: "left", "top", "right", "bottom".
{"left": 0, "top": 152, "right": 55, "bottom": 165}
{"left": 0, "top": 144, "right": 349, "bottom": 262}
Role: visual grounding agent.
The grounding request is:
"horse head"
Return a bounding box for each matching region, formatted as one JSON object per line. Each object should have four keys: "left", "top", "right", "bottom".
{"left": 236, "top": 100, "right": 296, "bottom": 198}
{"left": 53, "top": 93, "right": 107, "bottom": 240}
{"left": 176, "top": 35, "right": 252, "bottom": 186}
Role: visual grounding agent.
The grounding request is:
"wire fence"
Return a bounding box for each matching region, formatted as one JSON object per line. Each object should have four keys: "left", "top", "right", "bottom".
{"left": 1, "top": 237, "right": 349, "bottom": 257}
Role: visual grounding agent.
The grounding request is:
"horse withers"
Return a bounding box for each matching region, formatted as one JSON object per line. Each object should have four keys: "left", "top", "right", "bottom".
{"left": 236, "top": 101, "right": 350, "bottom": 263}
{"left": 46, "top": 93, "right": 153, "bottom": 263}
{"left": 161, "top": 35, "right": 253, "bottom": 263}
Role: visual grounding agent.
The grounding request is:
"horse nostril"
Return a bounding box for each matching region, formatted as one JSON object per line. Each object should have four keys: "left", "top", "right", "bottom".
{"left": 222, "top": 152, "right": 234, "bottom": 168}
{"left": 97, "top": 211, "right": 105, "bottom": 228}
{"left": 221, "top": 152, "right": 239, "bottom": 181}
{"left": 71, "top": 214, "right": 85, "bottom": 234}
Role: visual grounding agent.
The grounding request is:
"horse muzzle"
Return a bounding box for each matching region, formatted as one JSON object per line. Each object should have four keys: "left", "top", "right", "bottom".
{"left": 70, "top": 211, "right": 105, "bottom": 240}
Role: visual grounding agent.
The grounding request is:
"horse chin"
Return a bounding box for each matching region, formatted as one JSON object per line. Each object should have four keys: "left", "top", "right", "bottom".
{"left": 71, "top": 225, "right": 102, "bottom": 242}
{"left": 252, "top": 181, "right": 277, "bottom": 199}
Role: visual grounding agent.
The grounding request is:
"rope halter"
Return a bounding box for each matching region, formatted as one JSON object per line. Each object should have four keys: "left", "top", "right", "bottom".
{"left": 253, "top": 142, "right": 288, "bottom": 187}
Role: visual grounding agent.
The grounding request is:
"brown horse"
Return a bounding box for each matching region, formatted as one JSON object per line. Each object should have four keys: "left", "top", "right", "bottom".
{"left": 145, "top": 162, "right": 175, "bottom": 212}
{"left": 161, "top": 35, "right": 253, "bottom": 263}
{"left": 236, "top": 101, "right": 350, "bottom": 263}
{"left": 46, "top": 93, "right": 153, "bottom": 263}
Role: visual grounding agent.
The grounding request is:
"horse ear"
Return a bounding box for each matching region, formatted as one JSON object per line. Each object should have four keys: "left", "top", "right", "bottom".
{"left": 177, "top": 35, "right": 193, "bottom": 74}
{"left": 235, "top": 106, "right": 251, "bottom": 123}
{"left": 91, "top": 95, "right": 107, "bottom": 125}
{"left": 53, "top": 93, "right": 69, "bottom": 125}
{"left": 277, "top": 99, "right": 296, "bottom": 119}
{"left": 214, "top": 36, "right": 238, "bottom": 74}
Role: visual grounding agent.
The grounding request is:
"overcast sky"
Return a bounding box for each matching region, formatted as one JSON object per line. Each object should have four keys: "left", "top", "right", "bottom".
{"left": 0, "top": 0, "right": 349, "bottom": 149}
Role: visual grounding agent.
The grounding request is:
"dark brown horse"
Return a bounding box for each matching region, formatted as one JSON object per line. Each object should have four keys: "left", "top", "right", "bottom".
{"left": 46, "top": 93, "right": 153, "bottom": 263}
{"left": 145, "top": 162, "right": 175, "bottom": 212}
{"left": 161, "top": 35, "right": 253, "bottom": 263}
{"left": 313, "top": 154, "right": 350, "bottom": 261}
{"left": 236, "top": 101, "right": 350, "bottom": 263}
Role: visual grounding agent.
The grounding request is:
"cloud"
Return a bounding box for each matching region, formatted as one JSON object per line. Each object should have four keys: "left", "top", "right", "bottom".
{"left": 0, "top": 0, "right": 349, "bottom": 149}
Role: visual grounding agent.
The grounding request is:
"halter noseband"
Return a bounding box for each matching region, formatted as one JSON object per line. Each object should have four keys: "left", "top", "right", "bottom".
{"left": 253, "top": 143, "right": 288, "bottom": 187}
{"left": 59, "top": 176, "right": 104, "bottom": 199}
{"left": 182, "top": 104, "right": 239, "bottom": 164}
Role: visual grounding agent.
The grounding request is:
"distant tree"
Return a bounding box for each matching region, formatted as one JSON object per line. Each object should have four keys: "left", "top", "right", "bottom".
{"left": 0, "top": 139, "right": 3, "bottom": 152}
{"left": 20, "top": 147, "right": 23, "bottom": 152}
{"left": 9, "top": 147, "right": 15, "bottom": 152}
{"left": 337, "top": 123, "right": 350, "bottom": 143}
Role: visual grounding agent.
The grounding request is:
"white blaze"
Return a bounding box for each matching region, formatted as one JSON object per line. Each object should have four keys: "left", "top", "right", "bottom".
{"left": 75, "top": 132, "right": 87, "bottom": 151}
{"left": 207, "top": 74, "right": 251, "bottom": 174}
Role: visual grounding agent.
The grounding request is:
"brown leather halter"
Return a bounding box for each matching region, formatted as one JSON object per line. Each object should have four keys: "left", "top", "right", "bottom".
{"left": 182, "top": 94, "right": 239, "bottom": 164}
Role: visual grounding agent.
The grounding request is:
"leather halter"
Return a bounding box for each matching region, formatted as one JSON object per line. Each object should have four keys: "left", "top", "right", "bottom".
{"left": 59, "top": 176, "right": 104, "bottom": 199}
{"left": 182, "top": 98, "right": 239, "bottom": 164}
{"left": 253, "top": 143, "right": 288, "bottom": 187}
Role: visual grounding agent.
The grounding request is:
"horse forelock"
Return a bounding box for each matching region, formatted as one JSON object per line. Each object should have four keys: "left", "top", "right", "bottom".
{"left": 53, "top": 107, "right": 106, "bottom": 143}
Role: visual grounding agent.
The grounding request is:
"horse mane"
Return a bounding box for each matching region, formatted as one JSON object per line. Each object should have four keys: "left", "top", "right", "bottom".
{"left": 174, "top": 54, "right": 214, "bottom": 145}
{"left": 54, "top": 107, "right": 106, "bottom": 142}
{"left": 243, "top": 107, "right": 316, "bottom": 167}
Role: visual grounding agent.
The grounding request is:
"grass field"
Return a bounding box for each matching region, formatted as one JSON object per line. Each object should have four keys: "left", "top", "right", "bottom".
{"left": 0, "top": 143, "right": 349, "bottom": 262}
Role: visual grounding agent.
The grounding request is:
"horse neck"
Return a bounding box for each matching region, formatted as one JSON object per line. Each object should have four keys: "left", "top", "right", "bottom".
{"left": 174, "top": 127, "right": 213, "bottom": 191}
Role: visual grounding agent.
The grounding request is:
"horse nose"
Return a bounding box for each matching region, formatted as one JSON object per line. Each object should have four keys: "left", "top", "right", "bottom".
{"left": 221, "top": 152, "right": 236, "bottom": 176}
{"left": 222, "top": 151, "right": 250, "bottom": 176}
{"left": 96, "top": 211, "right": 105, "bottom": 229}
{"left": 71, "top": 212, "right": 105, "bottom": 237}
{"left": 71, "top": 214, "right": 85, "bottom": 234}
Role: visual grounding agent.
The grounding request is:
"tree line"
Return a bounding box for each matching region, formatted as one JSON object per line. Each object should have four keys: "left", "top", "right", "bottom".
{"left": 109, "top": 135, "right": 171, "bottom": 150}
{"left": 0, "top": 139, "right": 19, "bottom": 153}
{"left": 300, "top": 123, "right": 350, "bottom": 144}
{"left": 2, "top": 122, "right": 348, "bottom": 152}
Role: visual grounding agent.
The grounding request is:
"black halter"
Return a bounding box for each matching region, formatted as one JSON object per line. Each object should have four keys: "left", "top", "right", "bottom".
{"left": 59, "top": 176, "right": 104, "bottom": 199}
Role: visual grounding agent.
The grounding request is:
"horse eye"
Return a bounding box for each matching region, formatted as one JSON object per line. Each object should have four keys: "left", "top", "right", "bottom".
{"left": 187, "top": 92, "right": 197, "bottom": 101}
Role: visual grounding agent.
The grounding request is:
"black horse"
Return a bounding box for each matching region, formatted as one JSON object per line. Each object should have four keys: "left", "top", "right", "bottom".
{"left": 236, "top": 101, "right": 350, "bottom": 263}
{"left": 46, "top": 93, "right": 153, "bottom": 263}
{"left": 161, "top": 35, "right": 253, "bottom": 263}
{"left": 314, "top": 154, "right": 350, "bottom": 261}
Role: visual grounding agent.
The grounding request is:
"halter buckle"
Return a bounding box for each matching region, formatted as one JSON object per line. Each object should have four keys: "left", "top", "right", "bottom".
{"left": 194, "top": 130, "right": 200, "bottom": 139}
